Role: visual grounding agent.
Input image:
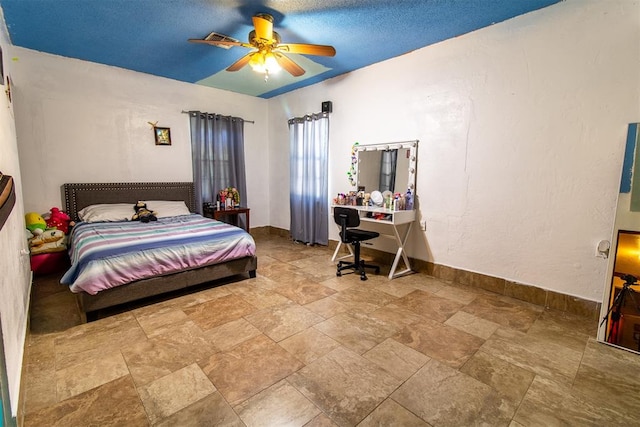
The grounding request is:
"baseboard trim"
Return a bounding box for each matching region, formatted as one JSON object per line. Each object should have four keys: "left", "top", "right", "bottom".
{"left": 327, "top": 239, "right": 601, "bottom": 321}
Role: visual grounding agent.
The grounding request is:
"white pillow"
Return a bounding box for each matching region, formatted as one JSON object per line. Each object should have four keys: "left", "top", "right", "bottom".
{"left": 143, "top": 200, "right": 191, "bottom": 218}
{"left": 78, "top": 203, "right": 133, "bottom": 222}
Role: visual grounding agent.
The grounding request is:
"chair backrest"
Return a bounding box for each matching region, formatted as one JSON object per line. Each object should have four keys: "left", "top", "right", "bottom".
{"left": 334, "top": 207, "right": 361, "bottom": 243}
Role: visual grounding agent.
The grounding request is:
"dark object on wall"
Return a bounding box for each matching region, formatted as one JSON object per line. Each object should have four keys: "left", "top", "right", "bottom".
{"left": 0, "top": 174, "right": 16, "bottom": 230}
{"left": 0, "top": 45, "right": 4, "bottom": 85}
{"left": 321, "top": 101, "right": 332, "bottom": 113}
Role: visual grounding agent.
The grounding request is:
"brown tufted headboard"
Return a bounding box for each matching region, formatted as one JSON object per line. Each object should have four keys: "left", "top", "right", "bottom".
{"left": 63, "top": 182, "right": 195, "bottom": 222}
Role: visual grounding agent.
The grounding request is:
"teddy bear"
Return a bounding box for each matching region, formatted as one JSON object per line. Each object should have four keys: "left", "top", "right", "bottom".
{"left": 132, "top": 201, "right": 157, "bottom": 223}
{"left": 44, "top": 207, "right": 74, "bottom": 234}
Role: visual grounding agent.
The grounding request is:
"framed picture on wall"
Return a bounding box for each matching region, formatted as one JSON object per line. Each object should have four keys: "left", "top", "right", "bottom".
{"left": 154, "top": 127, "right": 171, "bottom": 146}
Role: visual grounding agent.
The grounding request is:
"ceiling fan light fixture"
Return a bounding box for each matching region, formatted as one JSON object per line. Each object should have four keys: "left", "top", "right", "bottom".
{"left": 249, "top": 51, "right": 281, "bottom": 75}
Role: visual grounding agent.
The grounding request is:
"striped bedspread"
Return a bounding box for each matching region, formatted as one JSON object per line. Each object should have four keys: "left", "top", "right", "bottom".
{"left": 61, "top": 214, "right": 256, "bottom": 295}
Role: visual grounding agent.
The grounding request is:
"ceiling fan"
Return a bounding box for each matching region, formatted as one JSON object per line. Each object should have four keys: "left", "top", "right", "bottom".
{"left": 189, "top": 13, "right": 336, "bottom": 80}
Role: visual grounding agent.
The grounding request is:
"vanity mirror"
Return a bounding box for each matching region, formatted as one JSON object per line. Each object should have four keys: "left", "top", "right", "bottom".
{"left": 355, "top": 140, "right": 418, "bottom": 195}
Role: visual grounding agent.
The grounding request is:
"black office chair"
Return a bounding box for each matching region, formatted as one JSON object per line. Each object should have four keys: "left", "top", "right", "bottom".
{"left": 334, "top": 207, "right": 381, "bottom": 281}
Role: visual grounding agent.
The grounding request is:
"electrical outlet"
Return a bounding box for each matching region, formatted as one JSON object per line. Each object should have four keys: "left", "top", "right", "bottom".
{"left": 420, "top": 220, "right": 426, "bottom": 231}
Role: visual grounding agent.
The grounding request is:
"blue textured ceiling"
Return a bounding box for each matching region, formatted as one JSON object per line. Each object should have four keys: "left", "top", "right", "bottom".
{"left": 0, "top": 0, "right": 560, "bottom": 98}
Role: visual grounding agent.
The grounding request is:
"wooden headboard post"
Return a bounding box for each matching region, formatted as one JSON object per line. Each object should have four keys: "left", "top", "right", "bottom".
{"left": 63, "top": 182, "right": 195, "bottom": 221}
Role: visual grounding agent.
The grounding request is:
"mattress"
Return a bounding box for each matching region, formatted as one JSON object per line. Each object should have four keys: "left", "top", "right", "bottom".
{"left": 61, "top": 214, "right": 256, "bottom": 295}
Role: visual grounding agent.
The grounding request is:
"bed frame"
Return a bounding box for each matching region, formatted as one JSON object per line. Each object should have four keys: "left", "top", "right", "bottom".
{"left": 63, "top": 182, "right": 258, "bottom": 321}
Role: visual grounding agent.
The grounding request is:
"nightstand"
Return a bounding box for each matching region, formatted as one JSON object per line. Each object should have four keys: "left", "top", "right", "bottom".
{"left": 203, "top": 205, "right": 250, "bottom": 232}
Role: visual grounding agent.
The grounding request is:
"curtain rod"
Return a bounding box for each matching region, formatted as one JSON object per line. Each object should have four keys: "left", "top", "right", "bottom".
{"left": 181, "top": 110, "right": 255, "bottom": 124}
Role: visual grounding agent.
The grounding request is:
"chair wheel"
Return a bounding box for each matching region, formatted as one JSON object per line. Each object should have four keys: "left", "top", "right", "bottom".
{"left": 360, "top": 274, "right": 367, "bottom": 281}
{"left": 375, "top": 267, "right": 380, "bottom": 274}
{"left": 336, "top": 271, "right": 341, "bottom": 277}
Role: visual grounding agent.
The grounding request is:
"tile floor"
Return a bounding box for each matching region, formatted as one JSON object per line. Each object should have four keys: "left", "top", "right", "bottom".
{"left": 21, "top": 234, "right": 640, "bottom": 426}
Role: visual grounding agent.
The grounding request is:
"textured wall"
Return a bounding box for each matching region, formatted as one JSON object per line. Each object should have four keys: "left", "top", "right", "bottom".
{"left": 0, "top": 25, "right": 32, "bottom": 417}
{"left": 13, "top": 49, "right": 271, "bottom": 227}
{"left": 268, "top": 0, "right": 640, "bottom": 302}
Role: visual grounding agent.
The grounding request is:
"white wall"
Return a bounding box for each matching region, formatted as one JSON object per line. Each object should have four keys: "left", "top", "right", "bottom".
{"left": 12, "top": 48, "right": 271, "bottom": 227}
{"left": 269, "top": 0, "right": 640, "bottom": 302}
{"left": 0, "top": 14, "right": 32, "bottom": 416}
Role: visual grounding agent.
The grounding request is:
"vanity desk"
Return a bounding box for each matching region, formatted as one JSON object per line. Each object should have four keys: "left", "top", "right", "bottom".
{"left": 331, "top": 205, "right": 416, "bottom": 279}
{"left": 333, "top": 139, "right": 419, "bottom": 279}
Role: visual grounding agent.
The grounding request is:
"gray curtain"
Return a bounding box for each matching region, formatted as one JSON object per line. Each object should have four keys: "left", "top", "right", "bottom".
{"left": 288, "top": 113, "right": 329, "bottom": 245}
{"left": 379, "top": 149, "right": 398, "bottom": 192}
{"left": 189, "top": 111, "right": 247, "bottom": 215}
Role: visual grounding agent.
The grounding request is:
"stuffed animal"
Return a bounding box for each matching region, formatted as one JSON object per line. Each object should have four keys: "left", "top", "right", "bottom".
{"left": 44, "top": 207, "right": 74, "bottom": 234}
{"left": 132, "top": 201, "right": 157, "bottom": 223}
{"left": 29, "top": 229, "right": 67, "bottom": 254}
{"left": 25, "top": 212, "right": 47, "bottom": 236}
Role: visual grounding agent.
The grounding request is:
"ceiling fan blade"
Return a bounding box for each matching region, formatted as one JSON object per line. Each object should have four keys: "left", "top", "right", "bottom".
{"left": 252, "top": 13, "right": 274, "bottom": 41}
{"left": 277, "top": 43, "right": 336, "bottom": 57}
{"left": 273, "top": 52, "right": 305, "bottom": 77}
{"left": 188, "top": 39, "right": 251, "bottom": 49}
{"left": 226, "top": 52, "right": 255, "bottom": 72}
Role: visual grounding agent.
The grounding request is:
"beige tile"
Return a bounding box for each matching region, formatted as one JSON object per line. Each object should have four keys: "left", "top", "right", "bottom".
{"left": 526, "top": 309, "right": 595, "bottom": 353}
{"left": 513, "top": 375, "right": 609, "bottom": 426}
{"left": 274, "top": 280, "right": 337, "bottom": 305}
{"left": 462, "top": 294, "right": 542, "bottom": 332}
{"left": 22, "top": 335, "right": 58, "bottom": 413}
{"left": 288, "top": 347, "right": 401, "bottom": 426}
{"left": 459, "top": 350, "right": 535, "bottom": 405}
{"left": 303, "top": 296, "right": 350, "bottom": 318}
{"left": 23, "top": 235, "right": 640, "bottom": 426}
{"left": 444, "top": 311, "right": 500, "bottom": 340}
{"left": 121, "top": 321, "right": 219, "bottom": 387}
{"left": 245, "top": 302, "right": 324, "bottom": 342}
{"left": 314, "top": 311, "right": 398, "bottom": 354}
{"left": 184, "top": 293, "right": 258, "bottom": 330}
{"left": 358, "top": 398, "right": 430, "bottom": 426}
{"left": 329, "top": 286, "right": 398, "bottom": 313}
{"left": 392, "top": 359, "right": 515, "bottom": 427}
{"left": 234, "top": 379, "right": 320, "bottom": 426}
{"left": 132, "top": 304, "right": 190, "bottom": 338}
{"left": 229, "top": 282, "right": 293, "bottom": 308}
{"left": 55, "top": 351, "right": 129, "bottom": 401}
{"left": 24, "top": 376, "right": 148, "bottom": 427}
{"left": 319, "top": 276, "right": 358, "bottom": 292}
{"left": 204, "top": 317, "right": 263, "bottom": 351}
{"left": 369, "top": 304, "right": 428, "bottom": 330}
{"left": 304, "top": 413, "right": 339, "bottom": 427}
{"left": 481, "top": 327, "right": 582, "bottom": 383}
{"left": 138, "top": 363, "right": 216, "bottom": 424}
{"left": 391, "top": 273, "right": 448, "bottom": 294}
{"left": 155, "top": 392, "right": 244, "bottom": 427}
{"left": 393, "top": 318, "right": 485, "bottom": 368}
{"left": 434, "top": 283, "right": 479, "bottom": 305}
{"left": 54, "top": 312, "right": 147, "bottom": 370}
{"left": 571, "top": 363, "right": 640, "bottom": 424}
{"left": 363, "top": 338, "right": 429, "bottom": 381}
{"left": 390, "top": 289, "right": 465, "bottom": 323}
{"left": 200, "top": 334, "right": 304, "bottom": 405}
{"left": 279, "top": 328, "right": 341, "bottom": 364}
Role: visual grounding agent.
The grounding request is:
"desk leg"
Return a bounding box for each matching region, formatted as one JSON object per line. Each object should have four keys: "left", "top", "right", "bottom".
{"left": 388, "top": 222, "right": 414, "bottom": 279}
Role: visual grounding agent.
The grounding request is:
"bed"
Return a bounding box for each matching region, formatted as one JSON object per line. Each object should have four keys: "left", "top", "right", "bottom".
{"left": 62, "top": 182, "right": 257, "bottom": 321}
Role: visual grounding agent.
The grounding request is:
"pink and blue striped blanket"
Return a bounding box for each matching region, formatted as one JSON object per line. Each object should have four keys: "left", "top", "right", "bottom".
{"left": 61, "top": 214, "right": 255, "bottom": 295}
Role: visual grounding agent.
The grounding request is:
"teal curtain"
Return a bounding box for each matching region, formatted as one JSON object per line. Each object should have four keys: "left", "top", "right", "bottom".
{"left": 288, "top": 113, "right": 329, "bottom": 245}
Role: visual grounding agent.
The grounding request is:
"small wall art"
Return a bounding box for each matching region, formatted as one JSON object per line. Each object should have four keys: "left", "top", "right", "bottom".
{"left": 154, "top": 127, "right": 171, "bottom": 146}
